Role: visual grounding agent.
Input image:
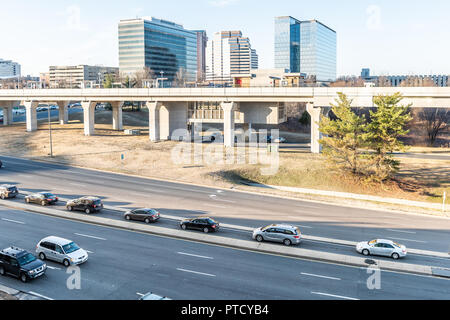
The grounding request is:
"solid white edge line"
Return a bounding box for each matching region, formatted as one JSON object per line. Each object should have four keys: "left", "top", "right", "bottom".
{"left": 301, "top": 273, "right": 341, "bottom": 281}
{"left": 177, "top": 252, "right": 214, "bottom": 260}
{"left": 176, "top": 268, "right": 216, "bottom": 277}
{"left": 386, "top": 229, "right": 417, "bottom": 234}
{"left": 28, "top": 291, "right": 54, "bottom": 300}
{"left": 311, "top": 291, "right": 359, "bottom": 300}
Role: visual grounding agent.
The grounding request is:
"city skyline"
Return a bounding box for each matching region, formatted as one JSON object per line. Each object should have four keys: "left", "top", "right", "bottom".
{"left": 1, "top": 0, "right": 450, "bottom": 77}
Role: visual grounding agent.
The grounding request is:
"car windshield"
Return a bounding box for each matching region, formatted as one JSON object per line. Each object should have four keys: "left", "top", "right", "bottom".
{"left": 17, "top": 253, "right": 37, "bottom": 266}
{"left": 207, "top": 219, "right": 216, "bottom": 224}
{"left": 7, "top": 187, "right": 17, "bottom": 192}
{"left": 63, "top": 242, "right": 80, "bottom": 254}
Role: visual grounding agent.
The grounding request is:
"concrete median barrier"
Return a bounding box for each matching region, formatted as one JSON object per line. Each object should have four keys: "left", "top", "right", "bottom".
{"left": 1, "top": 199, "right": 445, "bottom": 277}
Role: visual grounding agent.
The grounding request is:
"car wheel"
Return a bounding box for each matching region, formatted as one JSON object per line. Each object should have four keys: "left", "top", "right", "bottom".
{"left": 283, "top": 239, "right": 292, "bottom": 246}
{"left": 203, "top": 227, "right": 210, "bottom": 233}
{"left": 125, "top": 215, "right": 131, "bottom": 221}
{"left": 85, "top": 208, "right": 91, "bottom": 214}
{"left": 0, "top": 194, "right": 5, "bottom": 200}
{"left": 20, "top": 273, "right": 28, "bottom": 283}
{"left": 39, "top": 253, "right": 46, "bottom": 261}
{"left": 256, "top": 235, "right": 264, "bottom": 243}
{"left": 63, "top": 259, "right": 71, "bottom": 267}
{"left": 392, "top": 253, "right": 400, "bottom": 260}
{"left": 362, "top": 249, "right": 370, "bottom": 256}
{"left": 181, "top": 224, "right": 187, "bottom": 230}
{"left": 41, "top": 200, "right": 46, "bottom": 206}
{"left": 144, "top": 218, "right": 150, "bottom": 224}
{"left": 67, "top": 206, "right": 73, "bottom": 211}
{"left": 0, "top": 266, "right": 5, "bottom": 275}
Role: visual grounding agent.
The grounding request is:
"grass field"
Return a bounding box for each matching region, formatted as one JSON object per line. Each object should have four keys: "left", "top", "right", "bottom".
{"left": 0, "top": 113, "right": 449, "bottom": 209}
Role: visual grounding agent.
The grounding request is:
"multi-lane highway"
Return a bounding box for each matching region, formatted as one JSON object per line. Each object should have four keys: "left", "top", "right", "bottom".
{"left": 0, "top": 155, "right": 449, "bottom": 300}
{"left": 0, "top": 206, "right": 448, "bottom": 300}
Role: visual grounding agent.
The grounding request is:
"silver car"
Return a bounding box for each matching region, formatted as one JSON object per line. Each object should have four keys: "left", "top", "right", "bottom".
{"left": 253, "top": 224, "right": 302, "bottom": 246}
{"left": 356, "top": 239, "right": 407, "bottom": 260}
{"left": 36, "top": 236, "right": 88, "bottom": 267}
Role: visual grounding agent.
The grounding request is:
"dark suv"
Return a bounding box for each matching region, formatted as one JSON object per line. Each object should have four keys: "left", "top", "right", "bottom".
{"left": 0, "top": 184, "right": 19, "bottom": 199}
{"left": 66, "top": 196, "right": 103, "bottom": 214}
{"left": 0, "top": 247, "right": 47, "bottom": 283}
{"left": 180, "top": 217, "right": 220, "bottom": 233}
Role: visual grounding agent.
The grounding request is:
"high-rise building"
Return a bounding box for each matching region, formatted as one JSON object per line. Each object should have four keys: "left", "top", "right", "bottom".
{"left": 300, "top": 20, "right": 336, "bottom": 82}
{"left": 118, "top": 18, "right": 198, "bottom": 85}
{"left": 0, "top": 59, "right": 21, "bottom": 79}
{"left": 206, "top": 31, "right": 257, "bottom": 85}
{"left": 251, "top": 49, "right": 259, "bottom": 70}
{"left": 194, "top": 30, "right": 208, "bottom": 82}
{"left": 274, "top": 16, "right": 336, "bottom": 82}
{"left": 274, "top": 16, "right": 301, "bottom": 73}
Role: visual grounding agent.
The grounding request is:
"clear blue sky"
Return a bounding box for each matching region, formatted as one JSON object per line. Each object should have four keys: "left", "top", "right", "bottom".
{"left": 1, "top": 0, "right": 449, "bottom": 77}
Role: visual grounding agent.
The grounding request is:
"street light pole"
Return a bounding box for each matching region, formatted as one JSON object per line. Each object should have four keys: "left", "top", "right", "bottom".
{"left": 160, "top": 71, "right": 164, "bottom": 88}
{"left": 47, "top": 107, "right": 53, "bottom": 158}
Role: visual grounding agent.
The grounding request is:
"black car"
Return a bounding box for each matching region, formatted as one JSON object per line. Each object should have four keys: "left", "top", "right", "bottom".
{"left": 180, "top": 217, "right": 220, "bottom": 233}
{"left": 0, "top": 247, "right": 47, "bottom": 283}
{"left": 0, "top": 184, "right": 18, "bottom": 199}
{"left": 124, "top": 208, "right": 160, "bottom": 223}
{"left": 25, "top": 192, "right": 58, "bottom": 206}
{"left": 66, "top": 196, "right": 103, "bottom": 214}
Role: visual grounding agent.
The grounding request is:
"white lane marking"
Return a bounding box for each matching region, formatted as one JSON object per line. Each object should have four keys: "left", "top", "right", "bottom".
{"left": 28, "top": 291, "right": 54, "bottom": 300}
{"left": 46, "top": 266, "right": 62, "bottom": 270}
{"left": 386, "top": 229, "right": 417, "bottom": 234}
{"left": 177, "top": 252, "right": 214, "bottom": 260}
{"left": 136, "top": 292, "right": 145, "bottom": 297}
{"left": 176, "top": 268, "right": 216, "bottom": 277}
{"left": 69, "top": 182, "right": 87, "bottom": 187}
{"left": 311, "top": 292, "right": 359, "bottom": 300}
{"left": 301, "top": 273, "right": 341, "bottom": 281}
{"left": 1, "top": 218, "right": 25, "bottom": 225}
{"left": 390, "top": 237, "right": 427, "bottom": 243}
{"left": 202, "top": 203, "right": 228, "bottom": 209}
{"left": 209, "top": 194, "right": 236, "bottom": 203}
{"left": 216, "top": 190, "right": 224, "bottom": 193}
{"left": 18, "top": 174, "right": 32, "bottom": 179}
{"left": 284, "top": 220, "right": 313, "bottom": 229}
{"left": 74, "top": 233, "right": 106, "bottom": 241}
{"left": 221, "top": 227, "right": 252, "bottom": 234}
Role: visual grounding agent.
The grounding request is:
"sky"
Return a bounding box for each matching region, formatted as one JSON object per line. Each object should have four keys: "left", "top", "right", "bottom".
{"left": 0, "top": 0, "right": 449, "bottom": 77}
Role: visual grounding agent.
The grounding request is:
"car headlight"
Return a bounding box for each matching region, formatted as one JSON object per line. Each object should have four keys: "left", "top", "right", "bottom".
{"left": 28, "top": 270, "right": 35, "bottom": 275}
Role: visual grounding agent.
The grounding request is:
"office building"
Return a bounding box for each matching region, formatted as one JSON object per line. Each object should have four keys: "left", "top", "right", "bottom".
{"left": 206, "top": 31, "right": 257, "bottom": 85}
{"left": 118, "top": 18, "right": 198, "bottom": 85}
{"left": 251, "top": 49, "right": 259, "bottom": 70}
{"left": 49, "top": 65, "right": 119, "bottom": 88}
{"left": 274, "top": 16, "right": 337, "bottom": 82}
{"left": 0, "top": 59, "right": 21, "bottom": 79}
{"left": 194, "top": 30, "right": 208, "bottom": 82}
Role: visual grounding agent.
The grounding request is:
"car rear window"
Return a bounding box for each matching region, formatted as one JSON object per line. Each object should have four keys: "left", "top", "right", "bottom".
{"left": 207, "top": 219, "right": 217, "bottom": 224}
{"left": 93, "top": 200, "right": 102, "bottom": 205}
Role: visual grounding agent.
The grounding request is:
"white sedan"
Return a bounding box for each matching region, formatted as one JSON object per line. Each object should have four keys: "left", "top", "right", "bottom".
{"left": 356, "top": 239, "right": 407, "bottom": 260}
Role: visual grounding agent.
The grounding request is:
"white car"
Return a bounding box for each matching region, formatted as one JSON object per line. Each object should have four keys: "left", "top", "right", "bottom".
{"left": 36, "top": 236, "right": 88, "bottom": 267}
{"left": 356, "top": 239, "right": 407, "bottom": 260}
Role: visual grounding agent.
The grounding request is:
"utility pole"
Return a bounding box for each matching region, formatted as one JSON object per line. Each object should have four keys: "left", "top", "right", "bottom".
{"left": 47, "top": 107, "right": 53, "bottom": 157}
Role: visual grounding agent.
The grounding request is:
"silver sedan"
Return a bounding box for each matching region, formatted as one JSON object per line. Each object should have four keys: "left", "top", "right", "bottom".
{"left": 356, "top": 239, "right": 407, "bottom": 260}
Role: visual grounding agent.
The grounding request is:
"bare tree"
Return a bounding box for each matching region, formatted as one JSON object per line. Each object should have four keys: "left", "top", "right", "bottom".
{"left": 174, "top": 67, "right": 187, "bottom": 88}
{"left": 418, "top": 108, "right": 450, "bottom": 146}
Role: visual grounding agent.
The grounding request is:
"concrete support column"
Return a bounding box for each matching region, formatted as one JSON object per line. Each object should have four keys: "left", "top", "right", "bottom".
{"left": 112, "top": 102, "right": 124, "bottom": 131}
{"left": 82, "top": 101, "right": 96, "bottom": 136}
{"left": 2, "top": 107, "right": 13, "bottom": 126}
{"left": 23, "top": 101, "right": 39, "bottom": 132}
{"left": 221, "top": 102, "right": 236, "bottom": 147}
{"left": 306, "top": 102, "right": 322, "bottom": 154}
{"left": 57, "top": 101, "right": 69, "bottom": 125}
{"left": 147, "top": 101, "right": 161, "bottom": 141}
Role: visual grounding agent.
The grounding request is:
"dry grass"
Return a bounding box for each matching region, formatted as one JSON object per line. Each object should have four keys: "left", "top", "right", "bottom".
{"left": 0, "top": 116, "right": 449, "bottom": 205}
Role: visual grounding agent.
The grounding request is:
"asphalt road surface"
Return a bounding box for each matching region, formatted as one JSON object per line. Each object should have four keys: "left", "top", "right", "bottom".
{"left": 0, "top": 206, "right": 448, "bottom": 300}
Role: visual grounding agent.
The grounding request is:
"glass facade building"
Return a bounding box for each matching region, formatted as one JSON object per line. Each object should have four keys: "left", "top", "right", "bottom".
{"left": 300, "top": 20, "right": 336, "bottom": 82}
{"left": 274, "top": 16, "right": 300, "bottom": 73}
{"left": 118, "top": 18, "right": 198, "bottom": 84}
{"left": 274, "top": 17, "right": 336, "bottom": 82}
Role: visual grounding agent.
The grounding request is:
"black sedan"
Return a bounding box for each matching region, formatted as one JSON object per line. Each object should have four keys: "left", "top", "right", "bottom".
{"left": 180, "top": 217, "right": 220, "bottom": 233}
{"left": 124, "top": 208, "right": 160, "bottom": 224}
{"left": 25, "top": 192, "right": 58, "bottom": 206}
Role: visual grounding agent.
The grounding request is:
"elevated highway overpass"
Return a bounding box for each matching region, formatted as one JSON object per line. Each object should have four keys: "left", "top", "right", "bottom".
{"left": 1, "top": 87, "right": 449, "bottom": 152}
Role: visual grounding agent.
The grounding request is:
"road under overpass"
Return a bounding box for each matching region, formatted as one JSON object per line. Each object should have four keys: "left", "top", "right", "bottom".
{"left": 1, "top": 87, "right": 450, "bottom": 153}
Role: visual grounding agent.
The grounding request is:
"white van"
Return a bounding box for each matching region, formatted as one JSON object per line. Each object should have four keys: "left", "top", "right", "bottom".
{"left": 36, "top": 236, "right": 88, "bottom": 267}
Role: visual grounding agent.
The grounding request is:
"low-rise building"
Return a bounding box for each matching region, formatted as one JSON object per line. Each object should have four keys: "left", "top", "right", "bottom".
{"left": 233, "top": 68, "right": 306, "bottom": 88}
{"left": 49, "top": 65, "right": 119, "bottom": 88}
